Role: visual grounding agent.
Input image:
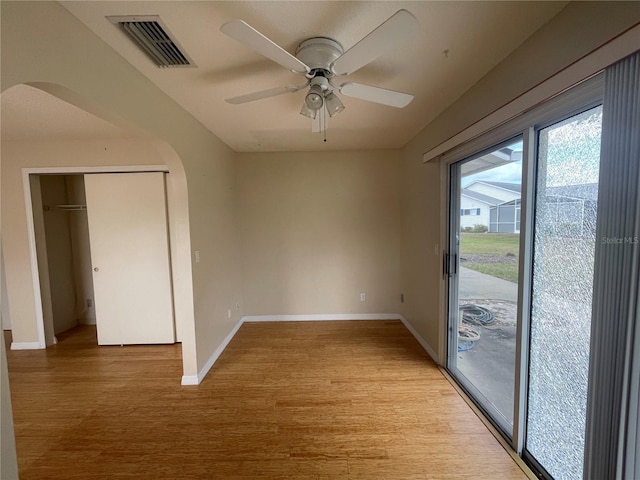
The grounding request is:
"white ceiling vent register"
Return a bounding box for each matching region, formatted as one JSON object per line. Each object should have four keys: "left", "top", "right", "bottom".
{"left": 107, "top": 15, "right": 194, "bottom": 68}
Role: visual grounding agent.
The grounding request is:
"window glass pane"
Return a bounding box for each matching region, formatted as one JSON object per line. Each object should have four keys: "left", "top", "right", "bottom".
{"left": 527, "top": 106, "right": 602, "bottom": 479}
{"left": 451, "top": 139, "right": 523, "bottom": 432}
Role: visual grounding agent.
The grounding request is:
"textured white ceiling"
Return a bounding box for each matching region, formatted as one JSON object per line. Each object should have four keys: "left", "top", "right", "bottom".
{"left": 1, "top": 84, "right": 130, "bottom": 142}
{"left": 46, "top": 2, "right": 567, "bottom": 151}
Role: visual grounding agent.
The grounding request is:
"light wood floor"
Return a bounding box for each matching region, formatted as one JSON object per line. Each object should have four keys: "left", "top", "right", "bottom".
{"left": 6, "top": 321, "right": 526, "bottom": 479}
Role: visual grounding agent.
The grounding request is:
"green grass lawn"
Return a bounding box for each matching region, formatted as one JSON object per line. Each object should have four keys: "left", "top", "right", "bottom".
{"left": 459, "top": 233, "right": 520, "bottom": 255}
{"left": 460, "top": 233, "right": 520, "bottom": 283}
{"left": 464, "top": 263, "right": 519, "bottom": 283}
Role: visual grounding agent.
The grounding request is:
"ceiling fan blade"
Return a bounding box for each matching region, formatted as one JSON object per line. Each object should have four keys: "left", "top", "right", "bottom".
{"left": 340, "top": 82, "right": 414, "bottom": 108}
{"left": 221, "top": 20, "right": 310, "bottom": 74}
{"left": 225, "top": 84, "right": 305, "bottom": 105}
{"left": 331, "top": 9, "right": 419, "bottom": 76}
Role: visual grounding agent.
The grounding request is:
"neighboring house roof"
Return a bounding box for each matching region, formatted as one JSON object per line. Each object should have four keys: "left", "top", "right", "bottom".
{"left": 477, "top": 181, "right": 522, "bottom": 193}
{"left": 546, "top": 183, "right": 598, "bottom": 201}
{"left": 461, "top": 189, "right": 502, "bottom": 206}
{"left": 463, "top": 181, "right": 598, "bottom": 205}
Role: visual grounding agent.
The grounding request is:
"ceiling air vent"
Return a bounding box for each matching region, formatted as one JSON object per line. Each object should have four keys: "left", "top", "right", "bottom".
{"left": 107, "top": 15, "right": 194, "bottom": 68}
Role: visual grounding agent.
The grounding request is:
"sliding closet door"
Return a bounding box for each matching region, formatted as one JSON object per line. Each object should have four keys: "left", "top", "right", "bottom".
{"left": 85, "top": 172, "right": 175, "bottom": 345}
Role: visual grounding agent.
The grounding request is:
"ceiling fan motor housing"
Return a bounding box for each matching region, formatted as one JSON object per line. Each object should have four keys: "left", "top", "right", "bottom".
{"left": 295, "top": 37, "right": 343, "bottom": 77}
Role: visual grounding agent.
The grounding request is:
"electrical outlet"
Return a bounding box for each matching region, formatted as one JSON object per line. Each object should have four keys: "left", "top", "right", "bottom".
{"left": 87, "top": 299, "right": 93, "bottom": 308}
{"left": 194, "top": 250, "right": 200, "bottom": 264}
{"left": 235, "top": 303, "right": 240, "bottom": 310}
{"left": 227, "top": 309, "right": 231, "bottom": 319}
{"left": 360, "top": 293, "right": 366, "bottom": 302}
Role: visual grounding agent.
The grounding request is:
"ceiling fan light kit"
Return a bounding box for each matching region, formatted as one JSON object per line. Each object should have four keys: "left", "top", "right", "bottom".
{"left": 324, "top": 92, "right": 345, "bottom": 118}
{"left": 300, "top": 76, "right": 346, "bottom": 120}
{"left": 299, "top": 103, "right": 317, "bottom": 120}
{"left": 220, "top": 9, "right": 419, "bottom": 137}
{"left": 305, "top": 81, "right": 326, "bottom": 111}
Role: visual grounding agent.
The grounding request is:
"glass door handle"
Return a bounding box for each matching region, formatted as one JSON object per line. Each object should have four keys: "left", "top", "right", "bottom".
{"left": 443, "top": 253, "right": 458, "bottom": 276}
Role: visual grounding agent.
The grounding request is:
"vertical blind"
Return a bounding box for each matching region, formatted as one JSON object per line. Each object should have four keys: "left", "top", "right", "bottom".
{"left": 584, "top": 51, "right": 640, "bottom": 480}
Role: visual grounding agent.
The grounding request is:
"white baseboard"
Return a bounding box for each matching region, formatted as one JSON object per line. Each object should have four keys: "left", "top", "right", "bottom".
{"left": 181, "top": 318, "right": 245, "bottom": 386}
{"left": 243, "top": 313, "right": 401, "bottom": 322}
{"left": 398, "top": 314, "right": 440, "bottom": 365}
{"left": 11, "top": 341, "right": 44, "bottom": 350}
{"left": 180, "top": 374, "right": 199, "bottom": 386}
{"left": 182, "top": 313, "right": 440, "bottom": 385}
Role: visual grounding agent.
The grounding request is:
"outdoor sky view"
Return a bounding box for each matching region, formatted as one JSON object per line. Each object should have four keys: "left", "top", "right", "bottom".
{"left": 462, "top": 141, "right": 522, "bottom": 186}
{"left": 462, "top": 109, "right": 602, "bottom": 187}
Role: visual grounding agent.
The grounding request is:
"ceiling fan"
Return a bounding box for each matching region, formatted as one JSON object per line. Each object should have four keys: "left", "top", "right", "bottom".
{"left": 220, "top": 10, "right": 420, "bottom": 130}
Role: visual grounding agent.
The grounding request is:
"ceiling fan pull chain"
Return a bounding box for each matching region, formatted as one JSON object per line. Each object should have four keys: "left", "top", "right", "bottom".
{"left": 323, "top": 107, "right": 327, "bottom": 142}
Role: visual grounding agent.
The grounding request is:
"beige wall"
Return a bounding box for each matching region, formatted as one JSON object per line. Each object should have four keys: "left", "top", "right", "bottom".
{"left": 398, "top": 154, "right": 442, "bottom": 357}
{"left": 1, "top": 1, "right": 245, "bottom": 379}
{"left": 1, "top": 0, "right": 638, "bottom": 379}
{"left": 1, "top": 139, "right": 165, "bottom": 344}
{"left": 237, "top": 150, "right": 403, "bottom": 316}
{"left": 400, "top": 1, "right": 640, "bottom": 360}
{"left": 408, "top": 2, "right": 640, "bottom": 157}
{"left": 0, "top": 6, "right": 638, "bottom": 473}
{"left": 183, "top": 134, "right": 243, "bottom": 369}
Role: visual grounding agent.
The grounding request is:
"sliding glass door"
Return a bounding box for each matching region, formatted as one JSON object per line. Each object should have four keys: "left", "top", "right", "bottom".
{"left": 526, "top": 106, "right": 602, "bottom": 479}
{"left": 447, "top": 138, "right": 523, "bottom": 436}
{"left": 445, "top": 77, "right": 604, "bottom": 479}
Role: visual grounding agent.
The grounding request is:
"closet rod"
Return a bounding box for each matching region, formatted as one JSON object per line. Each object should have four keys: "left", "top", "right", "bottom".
{"left": 53, "top": 204, "right": 87, "bottom": 211}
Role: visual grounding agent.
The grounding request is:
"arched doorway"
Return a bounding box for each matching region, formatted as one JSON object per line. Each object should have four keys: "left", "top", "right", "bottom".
{"left": 1, "top": 83, "right": 197, "bottom": 381}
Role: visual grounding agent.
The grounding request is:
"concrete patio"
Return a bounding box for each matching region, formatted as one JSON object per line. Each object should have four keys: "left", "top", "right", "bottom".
{"left": 455, "top": 267, "right": 518, "bottom": 427}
